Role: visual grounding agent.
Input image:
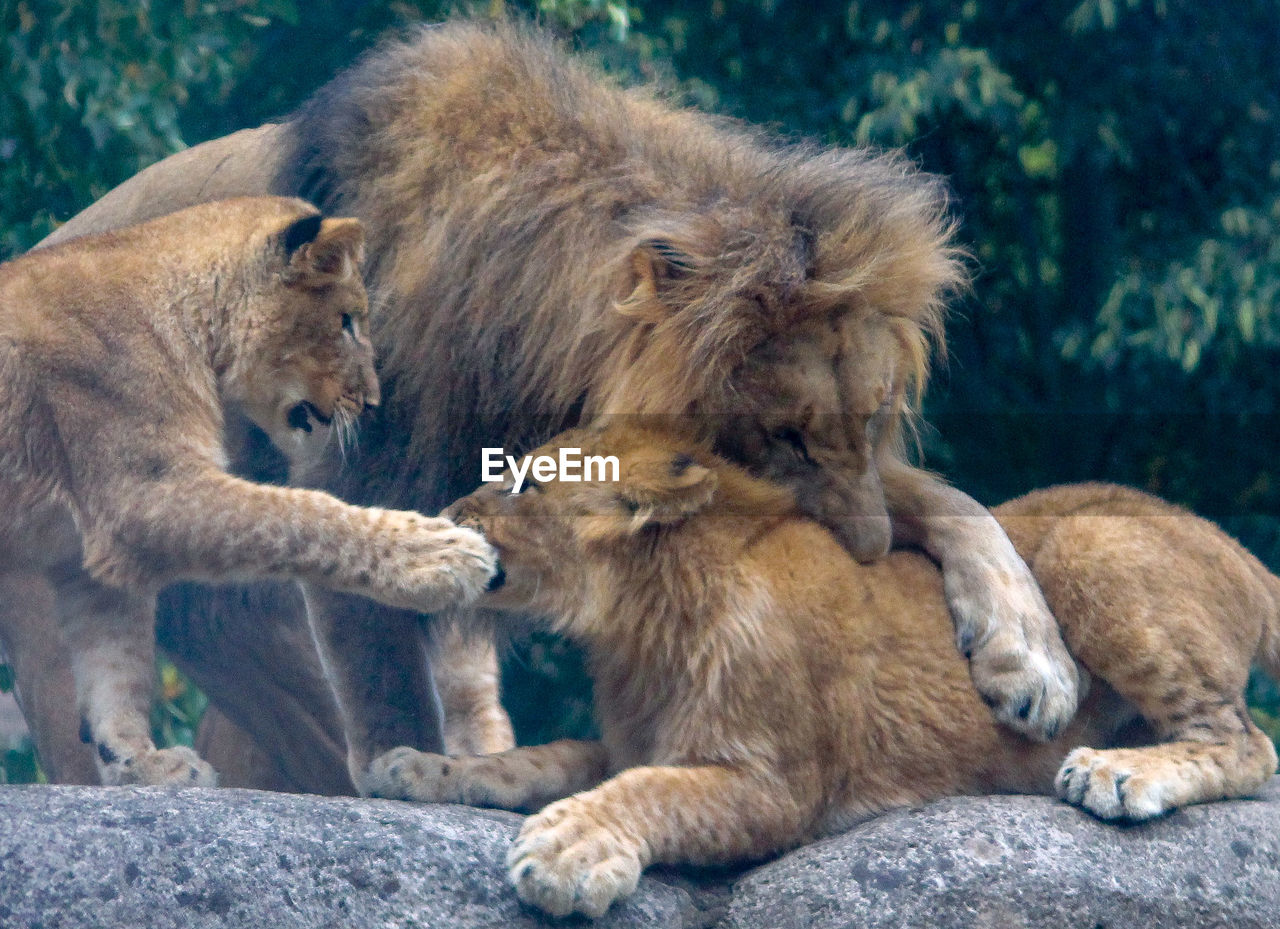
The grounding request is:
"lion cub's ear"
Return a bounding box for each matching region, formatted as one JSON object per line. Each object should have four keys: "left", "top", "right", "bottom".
{"left": 616, "top": 451, "right": 718, "bottom": 530}
{"left": 282, "top": 215, "right": 366, "bottom": 287}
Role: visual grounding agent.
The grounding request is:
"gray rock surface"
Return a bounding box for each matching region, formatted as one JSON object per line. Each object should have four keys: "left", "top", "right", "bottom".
{"left": 722, "top": 781, "right": 1280, "bottom": 929}
{"left": 0, "top": 780, "right": 1277, "bottom": 928}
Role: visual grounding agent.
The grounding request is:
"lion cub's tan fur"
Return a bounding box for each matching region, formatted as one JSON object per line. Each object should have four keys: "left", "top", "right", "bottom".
{"left": 374, "top": 423, "right": 1280, "bottom": 918}
{"left": 0, "top": 198, "right": 495, "bottom": 787}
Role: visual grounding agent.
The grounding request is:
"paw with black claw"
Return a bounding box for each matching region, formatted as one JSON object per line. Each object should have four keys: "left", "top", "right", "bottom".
{"left": 506, "top": 798, "right": 644, "bottom": 918}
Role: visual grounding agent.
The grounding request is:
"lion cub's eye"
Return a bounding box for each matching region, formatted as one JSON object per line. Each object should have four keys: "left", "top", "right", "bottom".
{"left": 341, "top": 313, "right": 356, "bottom": 336}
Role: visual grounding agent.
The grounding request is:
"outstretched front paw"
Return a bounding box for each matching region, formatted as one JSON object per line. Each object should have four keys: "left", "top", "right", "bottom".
{"left": 945, "top": 556, "right": 1080, "bottom": 742}
{"left": 364, "top": 746, "right": 455, "bottom": 802}
{"left": 507, "top": 798, "right": 643, "bottom": 918}
{"left": 379, "top": 513, "right": 500, "bottom": 612}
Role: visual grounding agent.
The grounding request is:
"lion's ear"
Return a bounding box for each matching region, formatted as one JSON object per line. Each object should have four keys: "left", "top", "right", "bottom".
{"left": 285, "top": 216, "right": 365, "bottom": 286}
{"left": 620, "top": 238, "right": 696, "bottom": 317}
{"left": 282, "top": 213, "right": 323, "bottom": 257}
{"left": 616, "top": 451, "right": 718, "bottom": 530}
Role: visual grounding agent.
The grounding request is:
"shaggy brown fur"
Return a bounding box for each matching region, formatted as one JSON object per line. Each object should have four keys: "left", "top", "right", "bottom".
{"left": 0, "top": 198, "right": 496, "bottom": 786}
{"left": 373, "top": 423, "right": 1280, "bottom": 918}
{"left": 31, "top": 20, "right": 1074, "bottom": 791}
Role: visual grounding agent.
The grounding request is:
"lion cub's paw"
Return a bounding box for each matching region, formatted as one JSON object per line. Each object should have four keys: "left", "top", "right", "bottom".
{"left": 507, "top": 798, "right": 643, "bottom": 918}
{"left": 947, "top": 565, "right": 1080, "bottom": 742}
{"left": 380, "top": 514, "right": 500, "bottom": 612}
{"left": 100, "top": 745, "right": 217, "bottom": 788}
{"left": 1055, "top": 747, "right": 1176, "bottom": 821}
{"left": 363, "top": 747, "right": 454, "bottom": 802}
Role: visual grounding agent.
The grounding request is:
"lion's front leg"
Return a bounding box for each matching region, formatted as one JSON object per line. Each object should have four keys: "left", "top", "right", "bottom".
{"left": 883, "top": 465, "right": 1079, "bottom": 741}
{"left": 508, "top": 765, "right": 805, "bottom": 918}
{"left": 300, "top": 584, "right": 447, "bottom": 791}
{"left": 365, "top": 739, "right": 608, "bottom": 811}
{"left": 426, "top": 618, "right": 516, "bottom": 756}
{"left": 97, "top": 471, "right": 499, "bottom": 615}
{"left": 163, "top": 579, "right": 355, "bottom": 796}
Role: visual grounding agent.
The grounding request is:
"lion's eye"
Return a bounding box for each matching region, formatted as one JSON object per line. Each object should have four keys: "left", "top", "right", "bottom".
{"left": 772, "top": 427, "right": 814, "bottom": 464}
{"left": 341, "top": 313, "right": 356, "bottom": 337}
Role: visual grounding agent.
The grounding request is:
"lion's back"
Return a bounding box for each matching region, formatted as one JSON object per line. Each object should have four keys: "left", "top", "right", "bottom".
{"left": 39, "top": 127, "right": 289, "bottom": 249}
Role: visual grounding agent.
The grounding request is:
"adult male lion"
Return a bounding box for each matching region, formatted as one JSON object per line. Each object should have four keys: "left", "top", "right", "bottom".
{"left": 25, "top": 20, "right": 1076, "bottom": 793}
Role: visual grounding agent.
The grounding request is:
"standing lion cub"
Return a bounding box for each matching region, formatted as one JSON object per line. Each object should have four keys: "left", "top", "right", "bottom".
{"left": 371, "top": 423, "right": 1280, "bottom": 918}
{"left": 0, "top": 197, "right": 497, "bottom": 787}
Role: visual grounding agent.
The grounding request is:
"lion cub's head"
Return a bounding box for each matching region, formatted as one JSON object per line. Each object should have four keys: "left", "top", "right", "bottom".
{"left": 445, "top": 423, "right": 793, "bottom": 620}
{"left": 221, "top": 200, "right": 377, "bottom": 469}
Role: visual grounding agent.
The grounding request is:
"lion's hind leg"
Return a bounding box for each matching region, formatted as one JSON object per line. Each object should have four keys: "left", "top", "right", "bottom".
{"left": 1055, "top": 702, "right": 1277, "bottom": 820}
{"left": 0, "top": 571, "right": 100, "bottom": 784}
{"left": 1030, "top": 504, "right": 1279, "bottom": 820}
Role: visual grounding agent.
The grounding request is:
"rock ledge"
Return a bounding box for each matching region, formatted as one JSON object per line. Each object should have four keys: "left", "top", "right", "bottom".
{"left": 1, "top": 780, "right": 1277, "bottom": 928}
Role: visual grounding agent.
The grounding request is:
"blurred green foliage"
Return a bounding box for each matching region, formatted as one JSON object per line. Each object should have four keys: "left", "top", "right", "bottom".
{"left": 503, "top": 633, "right": 599, "bottom": 746}
{"left": 150, "top": 659, "right": 208, "bottom": 750}
{"left": 1, "top": 0, "right": 298, "bottom": 253}
{"left": 2, "top": 0, "right": 1279, "bottom": 773}
{"left": 0, "top": 664, "right": 41, "bottom": 783}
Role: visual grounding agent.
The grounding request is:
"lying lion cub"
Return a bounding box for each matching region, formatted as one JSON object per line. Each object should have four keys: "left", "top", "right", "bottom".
{"left": 0, "top": 197, "right": 496, "bottom": 787}
{"left": 367, "top": 423, "right": 1280, "bottom": 918}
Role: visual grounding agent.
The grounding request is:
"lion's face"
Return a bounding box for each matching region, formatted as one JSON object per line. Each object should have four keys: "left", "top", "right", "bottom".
{"left": 445, "top": 425, "right": 738, "bottom": 618}
{"left": 238, "top": 215, "right": 379, "bottom": 469}
{"left": 606, "top": 230, "right": 927, "bottom": 565}
{"left": 719, "top": 310, "right": 912, "bottom": 563}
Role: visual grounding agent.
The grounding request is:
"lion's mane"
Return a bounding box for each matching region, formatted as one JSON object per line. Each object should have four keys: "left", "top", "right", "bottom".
{"left": 283, "top": 20, "right": 961, "bottom": 509}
